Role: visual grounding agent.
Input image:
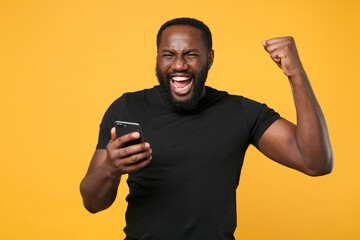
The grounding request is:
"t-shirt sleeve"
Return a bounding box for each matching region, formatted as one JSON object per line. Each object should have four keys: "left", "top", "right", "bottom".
{"left": 96, "top": 107, "right": 113, "bottom": 149}
{"left": 96, "top": 96, "right": 125, "bottom": 149}
{"left": 242, "top": 97, "right": 282, "bottom": 149}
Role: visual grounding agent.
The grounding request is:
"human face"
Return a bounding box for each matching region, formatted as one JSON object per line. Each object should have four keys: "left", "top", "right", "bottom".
{"left": 156, "top": 25, "right": 214, "bottom": 111}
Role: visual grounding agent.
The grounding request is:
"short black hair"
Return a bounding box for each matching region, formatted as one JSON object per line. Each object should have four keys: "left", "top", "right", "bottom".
{"left": 156, "top": 17, "right": 212, "bottom": 51}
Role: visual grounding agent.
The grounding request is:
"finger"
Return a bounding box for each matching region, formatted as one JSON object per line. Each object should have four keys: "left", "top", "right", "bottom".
{"left": 263, "top": 39, "right": 280, "bottom": 48}
{"left": 270, "top": 50, "right": 285, "bottom": 62}
{"left": 121, "top": 155, "right": 152, "bottom": 173}
{"left": 117, "top": 142, "right": 151, "bottom": 158}
{"left": 110, "top": 149, "right": 151, "bottom": 174}
{"left": 265, "top": 36, "right": 292, "bottom": 46}
{"left": 119, "top": 132, "right": 141, "bottom": 148}
{"left": 264, "top": 41, "right": 289, "bottom": 53}
{"left": 122, "top": 148, "right": 152, "bottom": 166}
{"left": 111, "top": 132, "right": 141, "bottom": 149}
{"left": 268, "top": 46, "right": 286, "bottom": 58}
{"left": 111, "top": 127, "right": 117, "bottom": 141}
{"left": 262, "top": 40, "right": 267, "bottom": 48}
{"left": 106, "top": 127, "right": 118, "bottom": 150}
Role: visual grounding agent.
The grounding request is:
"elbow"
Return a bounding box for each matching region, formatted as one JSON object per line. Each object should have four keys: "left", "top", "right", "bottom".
{"left": 306, "top": 167, "right": 332, "bottom": 177}
{"left": 304, "top": 154, "right": 334, "bottom": 177}
{"left": 79, "top": 182, "right": 101, "bottom": 214}
{"left": 83, "top": 201, "right": 100, "bottom": 214}
{"left": 81, "top": 194, "right": 100, "bottom": 214}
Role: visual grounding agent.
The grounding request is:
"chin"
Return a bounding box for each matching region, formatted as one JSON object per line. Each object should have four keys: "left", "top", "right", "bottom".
{"left": 171, "top": 91, "right": 194, "bottom": 102}
{"left": 155, "top": 62, "right": 209, "bottom": 112}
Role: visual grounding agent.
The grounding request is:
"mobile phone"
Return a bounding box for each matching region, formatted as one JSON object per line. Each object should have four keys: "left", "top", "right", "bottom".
{"left": 114, "top": 121, "right": 144, "bottom": 147}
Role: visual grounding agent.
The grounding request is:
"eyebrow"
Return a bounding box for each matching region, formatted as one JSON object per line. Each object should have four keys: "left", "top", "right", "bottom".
{"left": 185, "top": 49, "right": 200, "bottom": 54}
{"left": 161, "top": 49, "right": 200, "bottom": 54}
{"left": 161, "top": 49, "right": 175, "bottom": 54}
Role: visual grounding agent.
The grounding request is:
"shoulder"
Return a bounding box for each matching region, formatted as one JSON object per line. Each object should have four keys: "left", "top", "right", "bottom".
{"left": 123, "top": 86, "right": 158, "bottom": 98}
{"left": 109, "top": 86, "right": 158, "bottom": 106}
{"left": 117, "top": 86, "right": 157, "bottom": 100}
{"left": 206, "top": 86, "right": 263, "bottom": 110}
{"left": 208, "top": 87, "right": 280, "bottom": 125}
{"left": 103, "top": 86, "right": 164, "bottom": 119}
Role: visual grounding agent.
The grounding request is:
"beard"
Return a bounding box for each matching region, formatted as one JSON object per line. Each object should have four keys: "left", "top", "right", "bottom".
{"left": 156, "top": 62, "right": 209, "bottom": 112}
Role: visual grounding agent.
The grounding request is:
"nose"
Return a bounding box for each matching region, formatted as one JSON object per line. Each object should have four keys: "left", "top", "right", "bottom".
{"left": 171, "top": 55, "right": 189, "bottom": 72}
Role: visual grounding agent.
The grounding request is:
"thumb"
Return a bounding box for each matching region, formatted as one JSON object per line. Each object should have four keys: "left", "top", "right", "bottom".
{"left": 110, "top": 127, "right": 117, "bottom": 141}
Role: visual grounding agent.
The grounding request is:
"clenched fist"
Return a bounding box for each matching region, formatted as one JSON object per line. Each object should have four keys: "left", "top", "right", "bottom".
{"left": 263, "top": 37, "right": 305, "bottom": 77}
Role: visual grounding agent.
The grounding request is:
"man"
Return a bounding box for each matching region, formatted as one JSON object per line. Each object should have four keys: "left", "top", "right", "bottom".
{"left": 80, "top": 18, "right": 333, "bottom": 239}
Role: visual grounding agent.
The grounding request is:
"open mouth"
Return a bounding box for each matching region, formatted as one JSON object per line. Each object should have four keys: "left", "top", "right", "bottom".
{"left": 170, "top": 75, "right": 193, "bottom": 96}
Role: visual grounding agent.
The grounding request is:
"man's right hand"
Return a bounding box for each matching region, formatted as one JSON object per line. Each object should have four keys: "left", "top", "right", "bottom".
{"left": 103, "top": 127, "right": 152, "bottom": 176}
{"left": 80, "top": 127, "right": 152, "bottom": 213}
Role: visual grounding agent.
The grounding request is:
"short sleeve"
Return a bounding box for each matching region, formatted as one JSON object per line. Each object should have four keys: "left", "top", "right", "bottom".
{"left": 242, "top": 97, "right": 282, "bottom": 149}
{"left": 96, "top": 96, "right": 126, "bottom": 149}
{"left": 96, "top": 106, "right": 113, "bottom": 149}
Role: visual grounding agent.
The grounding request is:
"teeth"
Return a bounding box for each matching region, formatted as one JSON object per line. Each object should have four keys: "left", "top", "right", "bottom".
{"left": 172, "top": 76, "right": 191, "bottom": 81}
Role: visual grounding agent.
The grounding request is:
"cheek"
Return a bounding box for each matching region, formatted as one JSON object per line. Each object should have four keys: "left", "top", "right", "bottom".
{"left": 158, "top": 66, "right": 169, "bottom": 76}
{"left": 191, "top": 63, "right": 205, "bottom": 76}
{"left": 157, "top": 59, "right": 171, "bottom": 71}
{"left": 156, "top": 63, "right": 165, "bottom": 74}
{"left": 188, "top": 58, "right": 206, "bottom": 70}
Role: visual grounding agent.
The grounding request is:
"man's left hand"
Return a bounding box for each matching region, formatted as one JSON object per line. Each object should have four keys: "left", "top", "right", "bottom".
{"left": 262, "top": 37, "right": 305, "bottom": 77}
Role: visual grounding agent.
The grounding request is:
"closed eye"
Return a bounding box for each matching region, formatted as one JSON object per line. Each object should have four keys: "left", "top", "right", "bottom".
{"left": 185, "top": 49, "right": 200, "bottom": 57}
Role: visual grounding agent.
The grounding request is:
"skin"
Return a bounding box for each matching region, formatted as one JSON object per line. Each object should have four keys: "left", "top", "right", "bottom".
{"left": 80, "top": 27, "right": 333, "bottom": 214}
{"left": 259, "top": 37, "right": 333, "bottom": 175}
{"left": 156, "top": 25, "right": 214, "bottom": 102}
{"left": 80, "top": 129, "right": 152, "bottom": 213}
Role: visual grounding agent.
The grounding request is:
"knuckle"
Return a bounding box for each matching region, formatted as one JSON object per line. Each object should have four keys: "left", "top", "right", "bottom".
{"left": 113, "top": 160, "right": 121, "bottom": 168}
{"left": 117, "top": 164, "right": 126, "bottom": 173}
{"left": 106, "top": 141, "right": 113, "bottom": 150}
{"left": 113, "top": 158, "right": 124, "bottom": 168}
{"left": 122, "top": 147, "right": 130, "bottom": 154}
{"left": 108, "top": 151, "right": 115, "bottom": 160}
{"left": 131, "top": 155, "right": 139, "bottom": 162}
{"left": 118, "top": 134, "right": 130, "bottom": 143}
{"left": 287, "top": 37, "right": 294, "bottom": 45}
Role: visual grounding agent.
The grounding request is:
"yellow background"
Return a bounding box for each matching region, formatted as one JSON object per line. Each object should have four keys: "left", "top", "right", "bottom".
{"left": 1, "top": 0, "right": 359, "bottom": 239}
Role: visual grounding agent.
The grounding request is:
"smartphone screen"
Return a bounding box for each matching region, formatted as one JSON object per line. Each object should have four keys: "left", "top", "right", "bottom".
{"left": 114, "top": 121, "right": 144, "bottom": 147}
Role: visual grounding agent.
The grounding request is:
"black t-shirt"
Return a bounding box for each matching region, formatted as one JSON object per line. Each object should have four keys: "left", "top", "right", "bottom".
{"left": 97, "top": 86, "right": 281, "bottom": 240}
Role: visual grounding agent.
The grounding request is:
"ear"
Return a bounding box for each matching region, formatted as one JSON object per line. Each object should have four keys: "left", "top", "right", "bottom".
{"left": 208, "top": 50, "right": 214, "bottom": 69}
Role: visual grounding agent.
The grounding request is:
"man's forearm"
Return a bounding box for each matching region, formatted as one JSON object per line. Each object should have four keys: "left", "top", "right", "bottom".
{"left": 80, "top": 163, "right": 121, "bottom": 213}
{"left": 289, "top": 71, "right": 333, "bottom": 175}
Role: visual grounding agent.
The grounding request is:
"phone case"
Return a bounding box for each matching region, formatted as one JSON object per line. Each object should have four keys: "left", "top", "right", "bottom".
{"left": 114, "top": 121, "right": 144, "bottom": 147}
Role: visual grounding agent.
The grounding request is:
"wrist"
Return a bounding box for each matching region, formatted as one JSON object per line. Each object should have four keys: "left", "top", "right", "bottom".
{"left": 101, "top": 159, "right": 122, "bottom": 180}
{"left": 288, "top": 69, "right": 308, "bottom": 85}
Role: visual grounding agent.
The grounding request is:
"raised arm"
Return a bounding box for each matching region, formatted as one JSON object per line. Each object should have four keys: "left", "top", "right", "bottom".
{"left": 258, "top": 37, "right": 333, "bottom": 176}
{"left": 80, "top": 128, "right": 152, "bottom": 213}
